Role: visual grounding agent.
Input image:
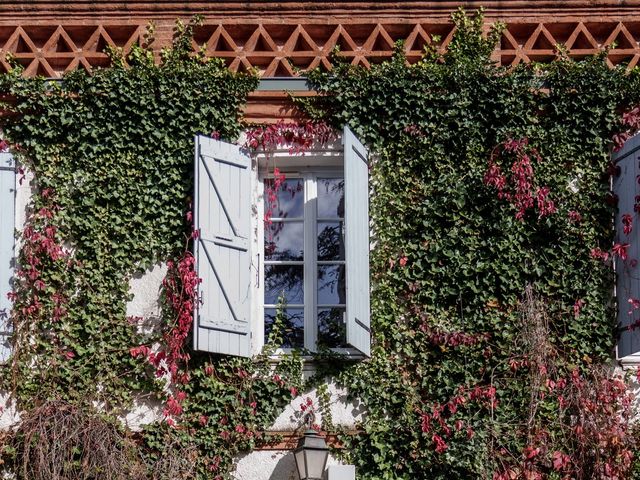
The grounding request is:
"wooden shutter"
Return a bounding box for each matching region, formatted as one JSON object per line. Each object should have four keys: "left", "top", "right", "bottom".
{"left": 0, "top": 152, "right": 15, "bottom": 362}
{"left": 194, "top": 135, "right": 252, "bottom": 357}
{"left": 614, "top": 133, "right": 640, "bottom": 360}
{"left": 343, "top": 126, "right": 371, "bottom": 356}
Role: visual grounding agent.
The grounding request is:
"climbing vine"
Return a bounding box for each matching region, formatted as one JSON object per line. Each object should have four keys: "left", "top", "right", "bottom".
{"left": 0, "top": 16, "right": 303, "bottom": 480}
{"left": 2, "top": 7, "right": 640, "bottom": 480}
{"left": 300, "top": 8, "right": 640, "bottom": 480}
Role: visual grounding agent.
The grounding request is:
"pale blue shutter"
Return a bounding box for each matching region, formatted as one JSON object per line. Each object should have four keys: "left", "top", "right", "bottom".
{"left": 614, "top": 133, "right": 640, "bottom": 360}
{"left": 0, "top": 152, "right": 15, "bottom": 362}
{"left": 343, "top": 126, "right": 371, "bottom": 356}
{"left": 194, "top": 135, "right": 252, "bottom": 357}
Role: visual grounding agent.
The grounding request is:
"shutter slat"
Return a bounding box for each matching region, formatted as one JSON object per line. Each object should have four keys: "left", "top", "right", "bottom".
{"left": 614, "top": 133, "right": 640, "bottom": 360}
{"left": 0, "top": 152, "right": 15, "bottom": 362}
{"left": 343, "top": 126, "right": 371, "bottom": 357}
{"left": 194, "top": 136, "right": 252, "bottom": 357}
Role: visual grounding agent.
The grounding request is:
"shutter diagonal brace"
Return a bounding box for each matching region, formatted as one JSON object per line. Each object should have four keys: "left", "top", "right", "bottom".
{"left": 200, "top": 238, "right": 249, "bottom": 332}
{"left": 200, "top": 152, "right": 247, "bottom": 243}
{"left": 350, "top": 144, "right": 367, "bottom": 164}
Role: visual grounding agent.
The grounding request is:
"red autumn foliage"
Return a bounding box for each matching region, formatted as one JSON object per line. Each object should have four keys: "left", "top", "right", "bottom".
{"left": 484, "top": 138, "right": 556, "bottom": 220}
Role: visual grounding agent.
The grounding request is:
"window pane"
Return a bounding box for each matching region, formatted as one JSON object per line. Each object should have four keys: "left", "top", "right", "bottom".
{"left": 318, "top": 221, "right": 345, "bottom": 261}
{"left": 317, "top": 178, "right": 344, "bottom": 218}
{"left": 318, "top": 307, "right": 347, "bottom": 348}
{"left": 265, "top": 221, "right": 304, "bottom": 261}
{"left": 265, "top": 265, "right": 304, "bottom": 304}
{"left": 317, "top": 265, "right": 346, "bottom": 305}
{"left": 265, "top": 178, "right": 304, "bottom": 218}
{"left": 265, "top": 308, "right": 304, "bottom": 348}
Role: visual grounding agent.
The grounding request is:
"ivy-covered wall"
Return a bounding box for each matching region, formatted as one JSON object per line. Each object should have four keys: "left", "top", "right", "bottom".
{"left": 1, "top": 9, "right": 640, "bottom": 480}
{"left": 300, "top": 10, "right": 640, "bottom": 480}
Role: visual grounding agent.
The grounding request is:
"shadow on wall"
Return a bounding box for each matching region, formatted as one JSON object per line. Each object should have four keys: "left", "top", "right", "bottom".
{"left": 269, "top": 452, "right": 298, "bottom": 480}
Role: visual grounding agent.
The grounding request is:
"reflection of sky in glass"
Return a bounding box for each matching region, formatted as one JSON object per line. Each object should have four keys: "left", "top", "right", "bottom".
{"left": 317, "top": 178, "right": 344, "bottom": 218}
{"left": 266, "top": 178, "right": 304, "bottom": 218}
{"left": 318, "top": 308, "right": 346, "bottom": 348}
{"left": 317, "top": 222, "right": 344, "bottom": 261}
{"left": 265, "top": 308, "right": 304, "bottom": 348}
{"left": 265, "top": 222, "right": 304, "bottom": 260}
{"left": 265, "top": 265, "right": 304, "bottom": 304}
{"left": 317, "top": 265, "right": 346, "bottom": 304}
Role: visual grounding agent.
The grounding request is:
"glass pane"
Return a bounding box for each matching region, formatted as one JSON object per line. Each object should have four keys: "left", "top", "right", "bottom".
{"left": 265, "top": 308, "right": 304, "bottom": 348}
{"left": 265, "top": 265, "right": 304, "bottom": 304}
{"left": 318, "top": 221, "right": 345, "bottom": 261}
{"left": 317, "top": 265, "right": 346, "bottom": 305}
{"left": 265, "top": 221, "right": 304, "bottom": 261}
{"left": 318, "top": 308, "right": 347, "bottom": 348}
{"left": 317, "top": 178, "right": 344, "bottom": 218}
{"left": 265, "top": 178, "right": 304, "bottom": 218}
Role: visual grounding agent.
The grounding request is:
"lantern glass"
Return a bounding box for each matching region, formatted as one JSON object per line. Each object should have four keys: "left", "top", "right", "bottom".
{"left": 294, "top": 448, "right": 307, "bottom": 479}
{"left": 294, "top": 430, "right": 329, "bottom": 480}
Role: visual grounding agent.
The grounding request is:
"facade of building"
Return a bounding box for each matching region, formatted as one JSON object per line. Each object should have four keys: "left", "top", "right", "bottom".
{"left": 2, "top": 1, "right": 640, "bottom": 479}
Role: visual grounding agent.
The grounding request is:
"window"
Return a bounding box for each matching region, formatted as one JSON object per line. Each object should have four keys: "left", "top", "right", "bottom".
{"left": 614, "top": 133, "right": 640, "bottom": 364}
{"left": 263, "top": 174, "right": 347, "bottom": 350}
{"left": 0, "top": 152, "right": 15, "bottom": 362}
{"left": 192, "top": 126, "right": 370, "bottom": 358}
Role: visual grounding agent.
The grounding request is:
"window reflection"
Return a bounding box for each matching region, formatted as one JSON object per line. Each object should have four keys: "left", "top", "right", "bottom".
{"left": 265, "top": 308, "right": 304, "bottom": 348}
{"left": 317, "top": 265, "right": 346, "bottom": 305}
{"left": 318, "top": 308, "right": 347, "bottom": 348}
{"left": 265, "top": 265, "right": 304, "bottom": 304}
{"left": 265, "top": 178, "right": 304, "bottom": 218}
{"left": 265, "top": 221, "right": 304, "bottom": 261}
{"left": 317, "top": 178, "right": 344, "bottom": 218}
{"left": 318, "top": 221, "right": 345, "bottom": 261}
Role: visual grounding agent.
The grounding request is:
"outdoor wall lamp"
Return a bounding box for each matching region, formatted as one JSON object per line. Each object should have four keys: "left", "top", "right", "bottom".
{"left": 294, "top": 412, "right": 329, "bottom": 480}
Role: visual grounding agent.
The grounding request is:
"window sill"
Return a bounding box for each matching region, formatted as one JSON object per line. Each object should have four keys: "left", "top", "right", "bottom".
{"left": 262, "top": 349, "right": 366, "bottom": 364}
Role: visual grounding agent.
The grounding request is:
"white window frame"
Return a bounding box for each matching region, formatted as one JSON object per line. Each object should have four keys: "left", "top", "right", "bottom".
{"left": 259, "top": 169, "right": 347, "bottom": 353}
{"left": 250, "top": 141, "right": 359, "bottom": 356}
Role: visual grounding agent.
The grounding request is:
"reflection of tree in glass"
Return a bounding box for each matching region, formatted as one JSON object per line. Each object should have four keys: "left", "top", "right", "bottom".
{"left": 318, "top": 223, "right": 344, "bottom": 261}
{"left": 264, "top": 178, "right": 304, "bottom": 219}
{"left": 265, "top": 265, "right": 304, "bottom": 304}
{"left": 265, "top": 308, "right": 304, "bottom": 348}
{"left": 318, "top": 265, "right": 346, "bottom": 304}
{"left": 318, "top": 179, "right": 344, "bottom": 218}
{"left": 318, "top": 308, "right": 346, "bottom": 348}
{"left": 265, "top": 222, "right": 304, "bottom": 261}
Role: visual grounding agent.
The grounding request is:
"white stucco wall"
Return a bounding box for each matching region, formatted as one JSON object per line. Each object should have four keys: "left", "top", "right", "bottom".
{"left": 126, "top": 263, "right": 167, "bottom": 336}
{"left": 233, "top": 451, "right": 347, "bottom": 480}
{"left": 270, "top": 382, "right": 364, "bottom": 431}
{"left": 0, "top": 393, "right": 19, "bottom": 430}
{"left": 122, "top": 263, "right": 167, "bottom": 430}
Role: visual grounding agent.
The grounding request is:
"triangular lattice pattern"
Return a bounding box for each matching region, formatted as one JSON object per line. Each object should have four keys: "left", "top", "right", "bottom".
{"left": 0, "top": 24, "right": 144, "bottom": 76}
{"left": 1, "top": 21, "right": 639, "bottom": 78}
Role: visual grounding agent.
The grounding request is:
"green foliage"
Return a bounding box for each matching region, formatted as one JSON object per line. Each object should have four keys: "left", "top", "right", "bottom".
{"left": 0, "top": 18, "right": 257, "bottom": 406}
{"left": 142, "top": 352, "right": 305, "bottom": 479}
{"left": 2, "top": 7, "right": 640, "bottom": 480}
{"left": 302, "top": 8, "right": 640, "bottom": 479}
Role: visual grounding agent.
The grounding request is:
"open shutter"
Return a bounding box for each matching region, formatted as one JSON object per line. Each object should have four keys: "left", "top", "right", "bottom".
{"left": 194, "top": 135, "right": 252, "bottom": 357}
{"left": 614, "top": 133, "right": 640, "bottom": 360}
{"left": 343, "top": 126, "right": 371, "bottom": 356}
{"left": 0, "top": 152, "right": 15, "bottom": 362}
